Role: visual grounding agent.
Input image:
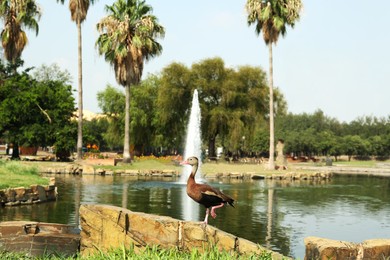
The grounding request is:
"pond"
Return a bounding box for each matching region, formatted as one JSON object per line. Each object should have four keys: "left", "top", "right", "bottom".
{"left": 1, "top": 174, "right": 390, "bottom": 259}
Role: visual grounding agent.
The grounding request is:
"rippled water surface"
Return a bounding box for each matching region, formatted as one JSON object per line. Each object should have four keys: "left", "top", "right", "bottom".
{"left": 1, "top": 174, "right": 390, "bottom": 259}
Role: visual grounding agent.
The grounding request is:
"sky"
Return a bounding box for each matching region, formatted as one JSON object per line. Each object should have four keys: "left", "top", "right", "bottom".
{"left": 21, "top": 0, "right": 390, "bottom": 123}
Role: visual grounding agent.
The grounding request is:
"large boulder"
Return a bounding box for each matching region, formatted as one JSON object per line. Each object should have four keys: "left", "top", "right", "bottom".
{"left": 305, "top": 237, "right": 390, "bottom": 260}
{"left": 79, "top": 204, "right": 287, "bottom": 259}
{"left": 0, "top": 221, "right": 80, "bottom": 257}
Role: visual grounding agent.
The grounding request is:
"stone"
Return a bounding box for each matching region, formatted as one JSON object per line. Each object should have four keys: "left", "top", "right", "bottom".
{"left": 14, "top": 187, "right": 28, "bottom": 201}
{"left": 304, "top": 237, "right": 390, "bottom": 260}
{"left": 361, "top": 239, "right": 390, "bottom": 259}
{"left": 79, "top": 204, "right": 287, "bottom": 258}
{"left": 0, "top": 221, "right": 80, "bottom": 257}
{"left": 305, "top": 237, "right": 357, "bottom": 259}
{"left": 36, "top": 185, "right": 47, "bottom": 202}
{"left": 82, "top": 165, "right": 95, "bottom": 174}
{"left": 4, "top": 189, "right": 16, "bottom": 202}
{"left": 124, "top": 169, "right": 139, "bottom": 176}
{"left": 49, "top": 177, "right": 56, "bottom": 186}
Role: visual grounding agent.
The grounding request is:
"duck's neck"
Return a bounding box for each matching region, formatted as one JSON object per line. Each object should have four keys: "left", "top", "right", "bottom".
{"left": 187, "top": 164, "right": 198, "bottom": 185}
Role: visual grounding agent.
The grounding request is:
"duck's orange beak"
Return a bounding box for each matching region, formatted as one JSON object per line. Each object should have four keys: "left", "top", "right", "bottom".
{"left": 180, "top": 160, "right": 189, "bottom": 165}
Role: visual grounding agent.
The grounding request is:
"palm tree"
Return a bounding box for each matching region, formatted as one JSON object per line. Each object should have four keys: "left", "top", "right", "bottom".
{"left": 56, "top": 0, "right": 97, "bottom": 161}
{"left": 246, "top": 0, "right": 302, "bottom": 169}
{"left": 96, "top": 0, "right": 164, "bottom": 163}
{"left": 0, "top": 0, "right": 41, "bottom": 64}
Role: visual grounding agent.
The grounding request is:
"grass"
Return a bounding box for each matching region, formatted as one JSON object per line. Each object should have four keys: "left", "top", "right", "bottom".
{"left": 92, "top": 157, "right": 315, "bottom": 177}
{"left": 0, "top": 160, "right": 49, "bottom": 189}
{"left": 332, "top": 159, "right": 381, "bottom": 167}
{"left": 0, "top": 245, "right": 275, "bottom": 260}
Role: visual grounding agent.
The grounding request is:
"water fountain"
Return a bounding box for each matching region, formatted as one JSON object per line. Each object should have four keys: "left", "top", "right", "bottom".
{"left": 180, "top": 89, "right": 202, "bottom": 182}
{"left": 180, "top": 89, "right": 202, "bottom": 221}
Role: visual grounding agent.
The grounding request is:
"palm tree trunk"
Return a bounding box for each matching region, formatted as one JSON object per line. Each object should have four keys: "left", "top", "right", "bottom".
{"left": 266, "top": 188, "right": 274, "bottom": 248}
{"left": 268, "top": 43, "right": 275, "bottom": 170}
{"left": 76, "top": 19, "right": 83, "bottom": 161}
{"left": 123, "top": 84, "right": 131, "bottom": 163}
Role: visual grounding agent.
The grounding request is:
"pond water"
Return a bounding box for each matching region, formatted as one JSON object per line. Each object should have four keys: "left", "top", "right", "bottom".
{"left": 1, "top": 174, "right": 390, "bottom": 259}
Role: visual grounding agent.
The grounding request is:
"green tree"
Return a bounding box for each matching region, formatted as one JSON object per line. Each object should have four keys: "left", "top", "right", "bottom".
{"left": 246, "top": 0, "right": 302, "bottom": 169}
{"left": 342, "top": 135, "right": 365, "bottom": 161}
{"left": 83, "top": 118, "right": 109, "bottom": 151}
{"left": 56, "top": 0, "right": 97, "bottom": 161}
{"left": 368, "top": 135, "right": 387, "bottom": 158}
{"left": 191, "top": 57, "right": 229, "bottom": 157}
{"left": 32, "top": 63, "right": 72, "bottom": 84}
{"left": 0, "top": 0, "right": 40, "bottom": 65}
{"left": 97, "top": 85, "right": 125, "bottom": 151}
{"left": 0, "top": 63, "right": 76, "bottom": 160}
{"left": 131, "top": 75, "right": 159, "bottom": 155}
{"left": 97, "top": 77, "right": 163, "bottom": 155}
{"left": 156, "top": 58, "right": 274, "bottom": 159}
{"left": 96, "top": 0, "right": 165, "bottom": 163}
{"left": 156, "top": 62, "right": 191, "bottom": 152}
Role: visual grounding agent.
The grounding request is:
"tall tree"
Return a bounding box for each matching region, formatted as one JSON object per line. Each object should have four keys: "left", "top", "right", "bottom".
{"left": 246, "top": 0, "right": 302, "bottom": 169}
{"left": 56, "top": 0, "right": 97, "bottom": 161}
{"left": 96, "top": 0, "right": 165, "bottom": 163}
{"left": 0, "top": 0, "right": 41, "bottom": 158}
{"left": 97, "top": 85, "right": 125, "bottom": 151}
{"left": 0, "top": 0, "right": 41, "bottom": 64}
{"left": 0, "top": 62, "right": 76, "bottom": 160}
{"left": 157, "top": 62, "right": 192, "bottom": 151}
{"left": 156, "top": 58, "right": 273, "bottom": 159}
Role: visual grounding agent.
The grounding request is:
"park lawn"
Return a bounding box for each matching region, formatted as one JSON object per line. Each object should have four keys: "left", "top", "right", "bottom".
{"left": 332, "top": 159, "right": 384, "bottom": 167}
{"left": 0, "top": 160, "right": 49, "bottom": 189}
{"left": 93, "top": 158, "right": 315, "bottom": 177}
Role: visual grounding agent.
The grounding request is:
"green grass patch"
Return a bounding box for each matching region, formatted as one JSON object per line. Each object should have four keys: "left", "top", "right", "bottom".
{"left": 0, "top": 244, "right": 275, "bottom": 259}
{"left": 99, "top": 158, "right": 181, "bottom": 172}
{"left": 0, "top": 160, "right": 49, "bottom": 189}
{"left": 94, "top": 158, "right": 319, "bottom": 178}
{"left": 333, "top": 160, "right": 380, "bottom": 167}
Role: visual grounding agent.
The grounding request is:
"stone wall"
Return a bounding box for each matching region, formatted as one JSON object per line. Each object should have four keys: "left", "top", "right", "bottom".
{"left": 0, "top": 221, "right": 80, "bottom": 257}
{"left": 79, "top": 204, "right": 287, "bottom": 259}
{"left": 305, "top": 236, "right": 390, "bottom": 260}
{"left": 0, "top": 178, "right": 57, "bottom": 206}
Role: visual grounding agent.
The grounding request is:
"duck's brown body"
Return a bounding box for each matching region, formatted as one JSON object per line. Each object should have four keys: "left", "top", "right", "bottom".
{"left": 181, "top": 156, "right": 234, "bottom": 224}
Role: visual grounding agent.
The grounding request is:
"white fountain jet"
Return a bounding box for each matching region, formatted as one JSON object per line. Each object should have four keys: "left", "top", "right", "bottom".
{"left": 180, "top": 89, "right": 202, "bottom": 182}
{"left": 180, "top": 89, "right": 202, "bottom": 221}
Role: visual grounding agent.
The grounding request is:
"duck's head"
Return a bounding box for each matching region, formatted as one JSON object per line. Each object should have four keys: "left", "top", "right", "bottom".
{"left": 180, "top": 156, "right": 199, "bottom": 166}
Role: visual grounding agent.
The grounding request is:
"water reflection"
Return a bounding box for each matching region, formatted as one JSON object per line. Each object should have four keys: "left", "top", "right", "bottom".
{"left": 1, "top": 175, "right": 390, "bottom": 259}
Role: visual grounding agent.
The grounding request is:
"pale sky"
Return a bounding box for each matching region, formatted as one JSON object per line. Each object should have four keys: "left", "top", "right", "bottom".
{"left": 22, "top": 0, "right": 390, "bottom": 123}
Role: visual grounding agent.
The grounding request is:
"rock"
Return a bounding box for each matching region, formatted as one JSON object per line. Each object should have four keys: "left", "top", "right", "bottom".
{"left": 36, "top": 185, "right": 47, "bottom": 202}
{"left": 304, "top": 237, "right": 390, "bottom": 260}
{"left": 4, "top": 189, "right": 16, "bottom": 202}
{"left": 0, "top": 221, "right": 80, "bottom": 257}
{"left": 49, "top": 177, "right": 56, "bottom": 186}
{"left": 14, "top": 187, "right": 28, "bottom": 201}
{"left": 79, "top": 204, "right": 286, "bottom": 259}
{"left": 124, "top": 169, "right": 139, "bottom": 176}
{"left": 82, "top": 165, "right": 95, "bottom": 174}
{"left": 362, "top": 239, "right": 390, "bottom": 259}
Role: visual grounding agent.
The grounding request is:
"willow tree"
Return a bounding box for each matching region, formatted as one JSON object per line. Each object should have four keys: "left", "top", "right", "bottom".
{"left": 56, "top": 0, "right": 97, "bottom": 161}
{"left": 246, "top": 0, "right": 302, "bottom": 169}
{"left": 96, "top": 0, "right": 164, "bottom": 163}
{"left": 0, "top": 0, "right": 41, "bottom": 64}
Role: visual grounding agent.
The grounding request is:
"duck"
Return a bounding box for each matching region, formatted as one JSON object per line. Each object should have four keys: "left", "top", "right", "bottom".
{"left": 180, "top": 156, "right": 235, "bottom": 225}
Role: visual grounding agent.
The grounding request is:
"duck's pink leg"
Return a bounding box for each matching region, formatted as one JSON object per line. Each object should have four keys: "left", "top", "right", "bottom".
{"left": 210, "top": 203, "right": 224, "bottom": 218}
{"left": 203, "top": 208, "right": 210, "bottom": 224}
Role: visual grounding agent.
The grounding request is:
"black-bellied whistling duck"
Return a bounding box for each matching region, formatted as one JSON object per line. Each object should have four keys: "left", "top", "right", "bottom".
{"left": 180, "top": 156, "right": 235, "bottom": 225}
